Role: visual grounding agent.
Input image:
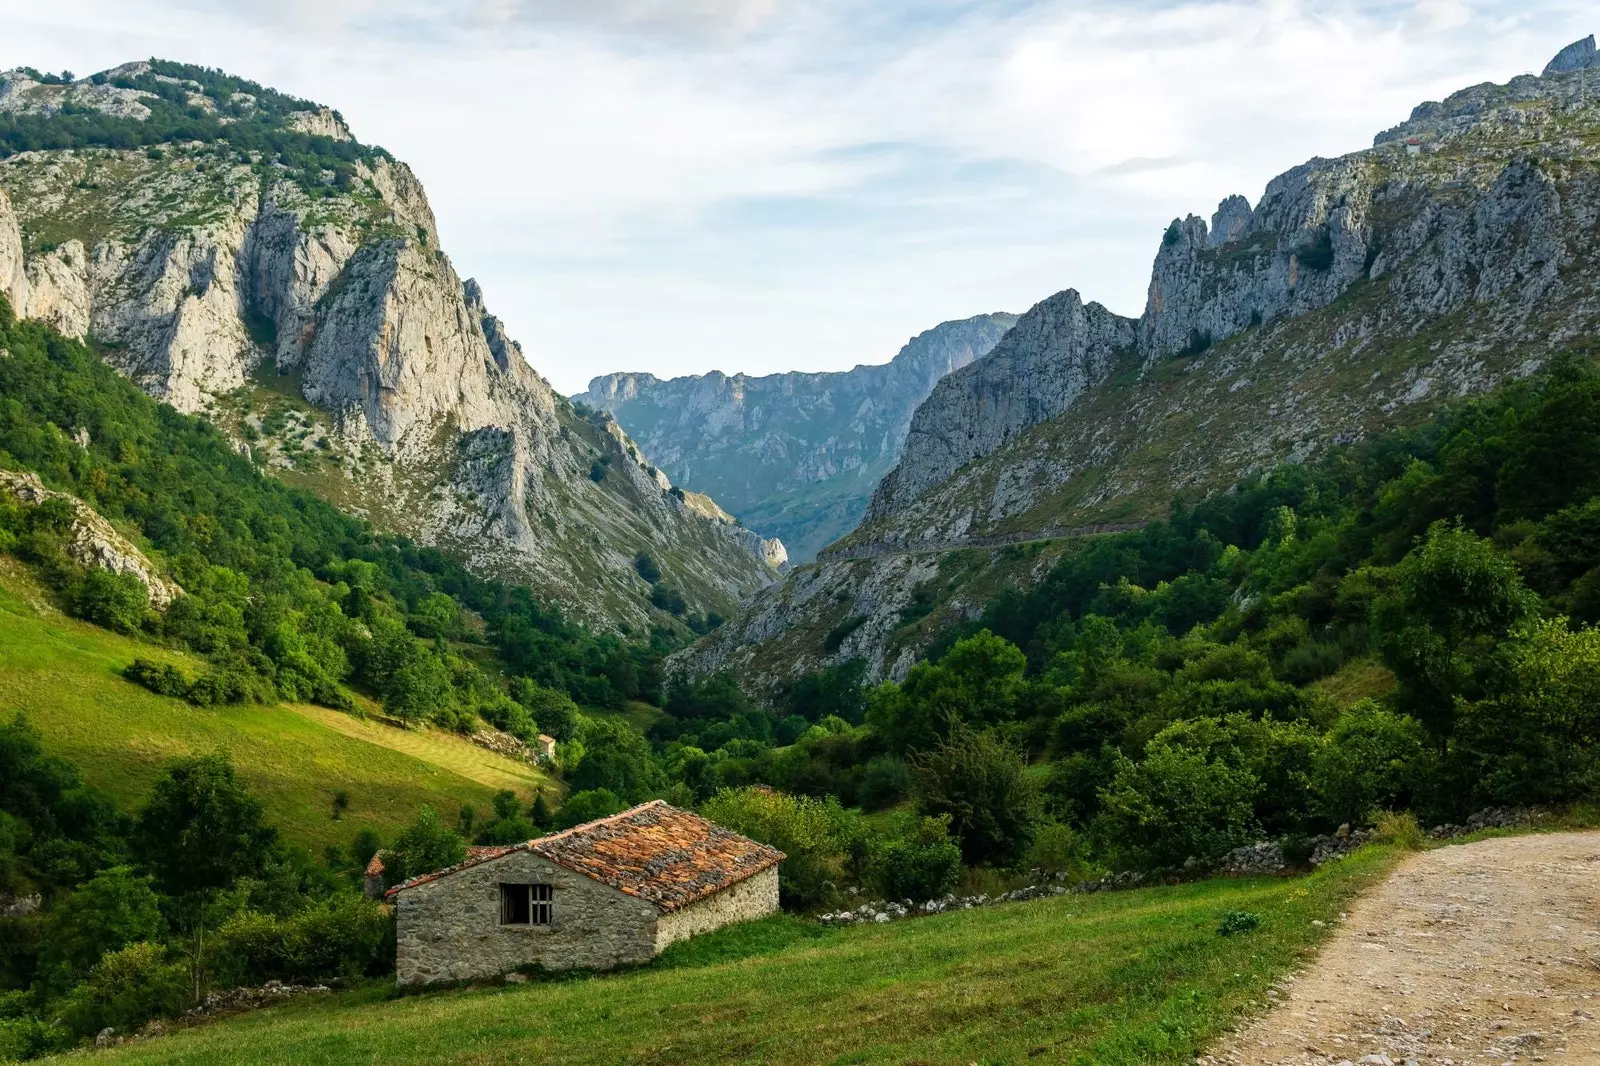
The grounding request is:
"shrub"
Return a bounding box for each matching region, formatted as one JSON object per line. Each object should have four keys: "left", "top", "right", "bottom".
{"left": 822, "top": 615, "right": 868, "bottom": 653}
{"left": 702, "top": 787, "right": 861, "bottom": 907}
{"left": 1022, "top": 821, "right": 1088, "bottom": 879}
{"left": 123, "top": 657, "right": 192, "bottom": 699}
{"left": 213, "top": 894, "right": 392, "bottom": 985}
{"left": 650, "top": 584, "right": 688, "bottom": 616}
{"left": 1310, "top": 701, "right": 1425, "bottom": 825}
{"left": 911, "top": 725, "right": 1040, "bottom": 867}
{"left": 380, "top": 806, "right": 466, "bottom": 887}
{"left": 1095, "top": 735, "right": 1260, "bottom": 870}
{"left": 868, "top": 820, "right": 962, "bottom": 902}
{"left": 53, "top": 941, "right": 188, "bottom": 1039}
{"left": 857, "top": 756, "right": 912, "bottom": 810}
{"left": 634, "top": 552, "right": 661, "bottom": 584}
{"left": 71, "top": 568, "right": 149, "bottom": 633}
{"left": 1217, "top": 910, "right": 1260, "bottom": 936}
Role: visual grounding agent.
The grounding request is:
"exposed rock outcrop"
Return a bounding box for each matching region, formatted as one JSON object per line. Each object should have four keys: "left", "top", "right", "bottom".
{"left": 681, "top": 40, "right": 1600, "bottom": 688}
{"left": 0, "top": 469, "right": 183, "bottom": 608}
{"left": 0, "top": 64, "right": 780, "bottom": 628}
{"left": 1544, "top": 35, "right": 1598, "bottom": 76}
{"left": 578, "top": 313, "right": 1016, "bottom": 561}
{"left": 866, "top": 295, "right": 1131, "bottom": 524}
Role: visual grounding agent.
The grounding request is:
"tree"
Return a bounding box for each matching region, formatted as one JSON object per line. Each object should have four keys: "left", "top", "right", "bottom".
{"left": 529, "top": 792, "right": 553, "bottom": 829}
{"left": 1310, "top": 702, "right": 1426, "bottom": 824}
{"left": 1095, "top": 735, "right": 1259, "bottom": 870}
{"left": 72, "top": 568, "right": 149, "bottom": 634}
{"left": 133, "top": 755, "right": 276, "bottom": 898}
{"left": 552, "top": 788, "right": 626, "bottom": 831}
{"left": 382, "top": 806, "right": 467, "bottom": 887}
{"left": 515, "top": 682, "right": 579, "bottom": 742}
{"left": 633, "top": 552, "right": 661, "bottom": 584}
{"left": 38, "top": 866, "right": 163, "bottom": 990}
{"left": 1373, "top": 522, "right": 1538, "bottom": 739}
{"left": 911, "top": 725, "right": 1040, "bottom": 866}
{"left": 474, "top": 789, "right": 536, "bottom": 846}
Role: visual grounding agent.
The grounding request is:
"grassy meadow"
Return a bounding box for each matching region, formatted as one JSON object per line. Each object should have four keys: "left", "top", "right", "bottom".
{"left": 0, "top": 560, "right": 553, "bottom": 853}
{"left": 69, "top": 846, "right": 1402, "bottom": 1066}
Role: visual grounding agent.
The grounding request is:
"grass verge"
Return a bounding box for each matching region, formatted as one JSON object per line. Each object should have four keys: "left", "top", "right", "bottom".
{"left": 70, "top": 846, "right": 1404, "bottom": 1066}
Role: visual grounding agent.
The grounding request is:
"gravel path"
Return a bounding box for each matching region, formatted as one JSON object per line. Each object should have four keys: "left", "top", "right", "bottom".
{"left": 1205, "top": 832, "right": 1600, "bottom": 1066}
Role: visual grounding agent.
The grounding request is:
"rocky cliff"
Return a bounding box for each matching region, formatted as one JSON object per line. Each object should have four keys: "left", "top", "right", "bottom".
{"left": 576, "top": 314, "right": 1016, "bottom": 562}
{"left": 679, "top": 39, "right": 1600, "bottom": 688}
{"left": 0, "top": 61, "right": 780, "bottom": 628}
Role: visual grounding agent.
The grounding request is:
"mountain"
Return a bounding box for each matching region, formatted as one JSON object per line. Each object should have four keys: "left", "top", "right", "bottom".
{"left": 575, "top": 313, "right": 1018, "bottom": 563}
{"left": 0, "top": 60, "right": 782, "bottom": 629}
{"left": 677, "top": 38, "right": 1600, "bottom": 689}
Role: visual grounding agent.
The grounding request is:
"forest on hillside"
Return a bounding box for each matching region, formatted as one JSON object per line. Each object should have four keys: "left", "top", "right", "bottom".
{"left": 6, "top": 291, "right": 1600, "bottom": 1055}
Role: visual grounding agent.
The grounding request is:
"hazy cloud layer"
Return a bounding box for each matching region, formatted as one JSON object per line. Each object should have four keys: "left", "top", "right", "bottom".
{"left": 1, "top": 0, "right": 1593, "bottom": 392}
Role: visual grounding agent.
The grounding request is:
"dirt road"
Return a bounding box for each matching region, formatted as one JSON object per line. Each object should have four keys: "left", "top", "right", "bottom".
{"left": 1205, "top": 832, "right": 1600, "bottom": 1065}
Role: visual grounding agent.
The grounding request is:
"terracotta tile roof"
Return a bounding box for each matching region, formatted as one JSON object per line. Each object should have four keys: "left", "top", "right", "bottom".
{"left": 385, "top": 801, "right": 783, "bottom": 911}
{"left": 366, "top": 845, "right": 513, "bottom": 882}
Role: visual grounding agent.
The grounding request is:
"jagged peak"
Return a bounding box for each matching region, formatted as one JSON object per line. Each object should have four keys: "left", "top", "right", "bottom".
{"left": 1544, "top": 35, "right": 1598, "bottom": 76}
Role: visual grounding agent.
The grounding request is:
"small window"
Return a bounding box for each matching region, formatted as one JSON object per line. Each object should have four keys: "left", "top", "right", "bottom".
{"left": 500, "top": 883, "right": 553, "bottom": 926}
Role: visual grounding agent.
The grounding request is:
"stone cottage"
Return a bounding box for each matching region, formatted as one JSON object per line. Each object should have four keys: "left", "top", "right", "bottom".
{"left": 385, "top": 801, "right": 784, "bottom": 986}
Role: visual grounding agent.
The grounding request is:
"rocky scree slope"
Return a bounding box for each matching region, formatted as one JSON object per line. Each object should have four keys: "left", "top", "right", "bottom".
{"left": 576, "top": 313, "right": 1017, "bottom": 563}
{"left": 0, "top": 61, "right": 781, "bottom": 628}
{"left": 678, "top": 40, "right": 1600, "bottom": 688}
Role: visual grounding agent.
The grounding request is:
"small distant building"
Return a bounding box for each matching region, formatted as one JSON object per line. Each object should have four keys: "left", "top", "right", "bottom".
{"left": 1405, "top": 136, "right": 1424, "bottom": 155}
{"left": 385, "top": 801, "right": 783, "bottom": 986}
{"left": 535, "top": 733, "right": 557, "bottom": 763}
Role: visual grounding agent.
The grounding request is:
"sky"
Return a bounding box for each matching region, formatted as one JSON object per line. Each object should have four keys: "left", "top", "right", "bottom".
{"left": 2, "top": 1, "right": 1593, "bottom": 395}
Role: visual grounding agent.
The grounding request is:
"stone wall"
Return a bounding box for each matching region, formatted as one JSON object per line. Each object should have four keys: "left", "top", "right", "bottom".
{"left": 653, "top": 866, "right": 779, "bottom": 952}
{"left": 394, "top": 852, "right": 660, "bottom": 987}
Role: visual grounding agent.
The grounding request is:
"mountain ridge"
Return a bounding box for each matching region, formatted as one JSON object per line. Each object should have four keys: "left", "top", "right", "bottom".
{"left": 0, "top": 59, "right": 782, "bottom": 629}
{"left": 576, "top": 312, "right": 1017, "bottom": 562}
{"left": 678, "top": 38, "right": 1600, "bottom": 689}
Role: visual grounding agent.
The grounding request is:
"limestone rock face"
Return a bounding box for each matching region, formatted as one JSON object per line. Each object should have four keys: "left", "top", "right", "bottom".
{"left": 683, "top": 44, "right": 1600, "bottom": 689}
{"left": 0, "top": 64, "right": 779, "bottom": 628}
{"left": 578, "top": 313, "right": 1016, "bottom": 561}
{"left": 23, "top": 239, "right": 91, "bottom": 338}
{"left": 0, "top": 469, "right": 183, "bottom": 608}
{"left": 1544, "top": 35, "right": 1598, "bottom": 76}
{"left": 866, "top": 293, "right": 1132, "bottom": 523}
{"left": 0, "top": 187, "right": 25, "bottom": 313}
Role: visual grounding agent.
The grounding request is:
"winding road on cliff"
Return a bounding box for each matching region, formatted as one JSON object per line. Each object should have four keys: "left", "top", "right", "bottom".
{"left": 1205, "top": 832, "right": 1600, "bottom": 1066}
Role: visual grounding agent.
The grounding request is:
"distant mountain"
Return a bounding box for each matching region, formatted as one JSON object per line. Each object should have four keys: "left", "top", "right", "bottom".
{"left": 678, "top": 38, "right": 1600, "bottom": 688}
{"left": 575, "top": 313, "right": 1017, "bottom": 562}
{"left": 0, "top": 59, "right": 782, "bottom": 629}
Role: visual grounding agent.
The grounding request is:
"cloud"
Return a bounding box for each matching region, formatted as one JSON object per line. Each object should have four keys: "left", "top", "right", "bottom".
{"left": 1, "top": 0, "right": 1596, "bottom": 394}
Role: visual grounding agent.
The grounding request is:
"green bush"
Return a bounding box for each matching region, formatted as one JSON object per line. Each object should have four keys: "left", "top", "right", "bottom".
{"left": 857, "top": 756, "right": 912, "bottom": 810}
{"left": 912, "top": 725, "right": 1040, "bottom": 867}
{"left": 123, "top": 658, "right": 193, "bottom": 699}
{"left": 823, "top": 615, "right": 868, "bottom": 653}
{"left": 867, "top": 817, "right": 961, "bottom": 901}
{"left": 71, "top": 569, "right": 148, "bottom": 634}
{"left": 702, "top": 787, "right": 861, "bottom": 908}
{"left": 1096, "top": 734, "right": 1260, "bottom": 870}
{"left": 213, "top": 895, "right": 392, "bottom": 986}
{"left": 1310, "top": 701, "right": 1425, "bottom": 825}
{"left": 552, "top": 788, "right": 626, "bottom": 831}
{"left": 53, "top": 941, "right": 188, "bottom": 1039}
{"left": 1217, "top": 910, "right": 1260, "bottom": 936}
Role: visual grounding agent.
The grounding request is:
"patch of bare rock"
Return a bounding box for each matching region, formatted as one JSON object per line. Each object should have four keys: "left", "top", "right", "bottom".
{"left": 1204, "top": 831, "right": 1600, "bottom": 1066}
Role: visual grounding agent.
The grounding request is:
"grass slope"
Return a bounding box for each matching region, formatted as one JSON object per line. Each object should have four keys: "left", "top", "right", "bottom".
{"left": 73, "top": 846, "right": 1401, "bottom": 1066}
{"left": 0, "top": 561, "right": 551, "bottom": 852}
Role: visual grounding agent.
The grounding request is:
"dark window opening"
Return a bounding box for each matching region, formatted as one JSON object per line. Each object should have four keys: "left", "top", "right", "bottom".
{"left": 500, "top": 882, "right": 553, "bottom": 926}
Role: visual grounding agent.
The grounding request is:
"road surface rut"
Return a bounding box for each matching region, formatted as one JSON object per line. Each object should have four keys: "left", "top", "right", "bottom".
{"left": 1205, "top": 832, "right": 1600, "bottom": 1065}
